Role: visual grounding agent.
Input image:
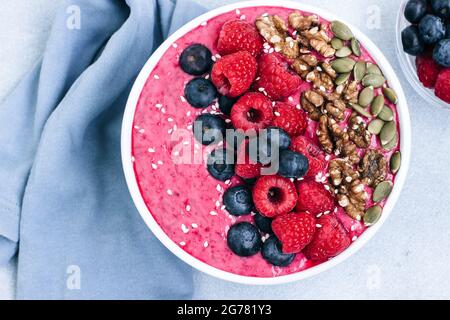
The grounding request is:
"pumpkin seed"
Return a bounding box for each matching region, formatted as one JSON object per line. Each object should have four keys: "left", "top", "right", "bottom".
{"left": 331, "top": 37, "right": 344, "bottom": 50}
{"left": 383, "top": 87, "right": 398, "bottom": 104}
{"left": 368, "top": 119, "right": 385, "bottom": 135}
{"left": 335, "top": 46, "right": 352, "bottom": 58}
{"left": 371, "top": 95, "right": 384, "bottom": 116}
{"left": 335, "top": 72, "right": 351, "bottom": 85}
{"left": 366, "top": 62, "right": 382, "bottom": 75}
{"left": 358, "top": 86, "right": 375, "bottom": 106}
{"left": 351, "top": 38, "right": 362, "bottom": 57}
{"left": 362, "top": 74, "right": 386, "bottom": 88}
{"left": 364, "top": 205, "right": 383, "bottom": 226}
{"left": 380, "top": 121, "right": 397, "bottom": 145}
{"left": 373, "top": 181, "right": 393, "bottom": 203}
{"left": 382, "top": 132, "right": 398, "bottom": 151}
{"left": 353, "top": 61, "right": 366, "bottom": 82}
{"left": 390, "top": 151, "right": 401, "bottom": 174}
{"left": 350, "top": 103, "right": 372, "bottom": 118}
{"left": 378, "top": 105, "right": 394, "bottom": 121}
{"left": 331, "top": 58, "right": 356, "bottom": 73}
{"left": 331, "top": 21, "right": 354, "bottom": 41}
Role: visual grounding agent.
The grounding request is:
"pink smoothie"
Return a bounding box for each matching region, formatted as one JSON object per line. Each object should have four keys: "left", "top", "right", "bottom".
{"left": 130, "top": 6, "right": 400, "bottom": 277}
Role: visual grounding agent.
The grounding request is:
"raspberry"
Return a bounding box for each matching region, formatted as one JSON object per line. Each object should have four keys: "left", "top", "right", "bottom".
{"left": 235, "top": 140, "right": 262, "bottom": 179}
{"left": 435, "top": 68, "right": 450, "bottom": 103}
{"left": 211, "top": 51, "right": 257, "bottom": 97}
{"left": 304, "top": 215, "right": 351, "bottom": 261}
{"left": 416, "top": 54, "right": 442, "bottom": 88}
{"left": 217, "top": 20, "right": 263, "bottom": 57}
{"left": 254, "top": 54, "right": 302, "bottom": 100}
{"left": 271, "top": 102, "right": 308, "bottom": 137}
{"left": 231, "top": 92, "right": 274, "bottom": 131}
{"left": 253, "top": 175, "right": 298, "bottom": 218}
{"left": 272, "top": 213, "right": 316, "bottom": 254}
{"left": 290, "top": 136, "right": 326, "bottom": 177}
{"left": 296, "top": 179, "right": 335, "bottom": 215}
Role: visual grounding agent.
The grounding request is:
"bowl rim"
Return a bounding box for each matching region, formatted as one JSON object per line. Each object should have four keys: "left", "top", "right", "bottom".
{"left": 121, "top": 0, "right": 412, "bottom": 285}
{"left": 395, "top": 0, "right": 450, "bottom": 110}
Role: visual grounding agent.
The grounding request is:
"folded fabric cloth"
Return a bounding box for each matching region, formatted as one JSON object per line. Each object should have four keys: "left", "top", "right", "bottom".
{"left": 0, "top": 0, "right": 206, "bottom": 299}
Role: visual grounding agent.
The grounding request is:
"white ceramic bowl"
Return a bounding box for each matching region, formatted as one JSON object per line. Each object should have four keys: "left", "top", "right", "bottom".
{"left": 396, "top": 0, "right": 450, "bottom": 110}
{"left": 122, "top": 0, "right": 412, "bottom": 285}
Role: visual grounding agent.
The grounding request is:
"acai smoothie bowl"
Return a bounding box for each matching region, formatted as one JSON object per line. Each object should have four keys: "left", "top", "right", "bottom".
{"left": 122, "top": 1, "right": 411, "bottom": 285}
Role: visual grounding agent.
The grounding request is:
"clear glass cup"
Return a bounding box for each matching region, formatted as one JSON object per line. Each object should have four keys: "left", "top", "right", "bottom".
{"left": 396, "top": 0, "right": 450, "bottom": 109}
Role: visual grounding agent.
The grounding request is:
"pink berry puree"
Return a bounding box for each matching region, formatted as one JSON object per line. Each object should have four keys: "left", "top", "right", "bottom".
{"left": 130, "top": 6, "right": 401, "bottom": 277}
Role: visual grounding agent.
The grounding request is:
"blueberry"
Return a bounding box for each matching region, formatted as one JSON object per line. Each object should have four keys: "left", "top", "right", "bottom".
{"left": 227, "top": 222, "right": 262, "bottom": 257}
{"left": 250, "top": 127, "right": 291, "bottom": 165}
{"left": 419, "top": 14, "right": 446, "bottom": 45}
{"left": 219, "top": 95, "right": 238, "bottom": 116}
{"left": 431, "top": 0, "right": 450, "bottom": 19}
{"left": 223, "top": 186, "right": 253, "bottom": 216}
{"left": 184, "top": 78, "right": 217, "bottom": 108}
{"left": 254, "top": 212, "right": 273, "bottom": 234}
{"left": 433, "top": 39, "right": 450, "bottom": 66}
{"left": 193, "top": 114, "right": 226, "bottom": 146}
{"left": 207, "top": 148, "right": 235, "bottom": 181}
{"left": 277, "top": 149, "right": 309, "bottom": 179}
{"left": 402, "top": 25, "right": 425, "bottom": 55}
{"left": 179, "top": 44, "right": 212, "bottom": 76}
{"left": 261, "top": 236, "right": 296, "bottom": 267}
{"left": 404, "top": 0, "right": 428, "bottom": 23}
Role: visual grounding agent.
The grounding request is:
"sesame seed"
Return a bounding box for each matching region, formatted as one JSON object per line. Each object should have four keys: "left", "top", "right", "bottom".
{"left": 203, "top": 241, "right": 209, "bottom": 248}
{"left": 186, "top": 205, "right": 191, "bottom": 212}
{"left": 172, "top": 43, "right": 178, "bottom": 48}
{"left": 168, "top": 118, "right": 173, "bottom": 122}
{"left": 192, "top": 223, "right": 198, "bottom": 229}
{"left": 179, "top": 241, "right": 186, "bottom": 246}
{"left": 148, "top": 147, "right": 155, "bottom": 153}
{"left": 157, "top": 160, "right": 163, "bottom": 165}
{"left": 138, "top": 129, "right": 145, "bottom": 134}
{"left": 352, "top": 236, "right": 358, "bottom": 242}
{"left": 210, "top": 211, "right": 218, "bottom": 216}
{"left": 274, "top": 112, "right": 281, "bottom": 117}
{"left": 180, "top": 96, "right": 186, "bottom": 102}
{"left": 181, "top": 224, "right": 189, "bottom": 233}
{"left": 167, "top": 189, "right": 173, "bottom": 196}
{"left": 215, "top": 201, "right": 220, "bottom": 207}
{"left": 186, "top": 111, "right": 191, "bottom": 116}
{"left": 155, "top": 103, "right": 162, "bottom": 108}
{"left": 288, "top": 97, "right": 294, "bottom": 102}
{"left": 211, "top": 56, "right": 216, "bottom": 62}
{"left": 236, "top": 9, "right": 240, "bottom": 15}
{"left": 151, "top": 163, "right": 158, "bottom": 170}
{"left": 316, "top": 224, "right": 322, "bottom": 228}
{"left": 240, "top": 15, "right": 246, "bottom": 20}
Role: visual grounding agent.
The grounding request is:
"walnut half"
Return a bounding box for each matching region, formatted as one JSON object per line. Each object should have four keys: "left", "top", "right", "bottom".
{"left": 348, "top": 113, "right": 372, "bottom": 149}
{"left": 329, "top": 159, "right": 367, "bottom": 220}
{"left": 358, "top": 149, "right": 387, "bottom": 187}
{"left": 256, "top": 14, "right": 299, "bottom": 59}
{"left": 318, "top": 116, "right": 361, "bottom": 164}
